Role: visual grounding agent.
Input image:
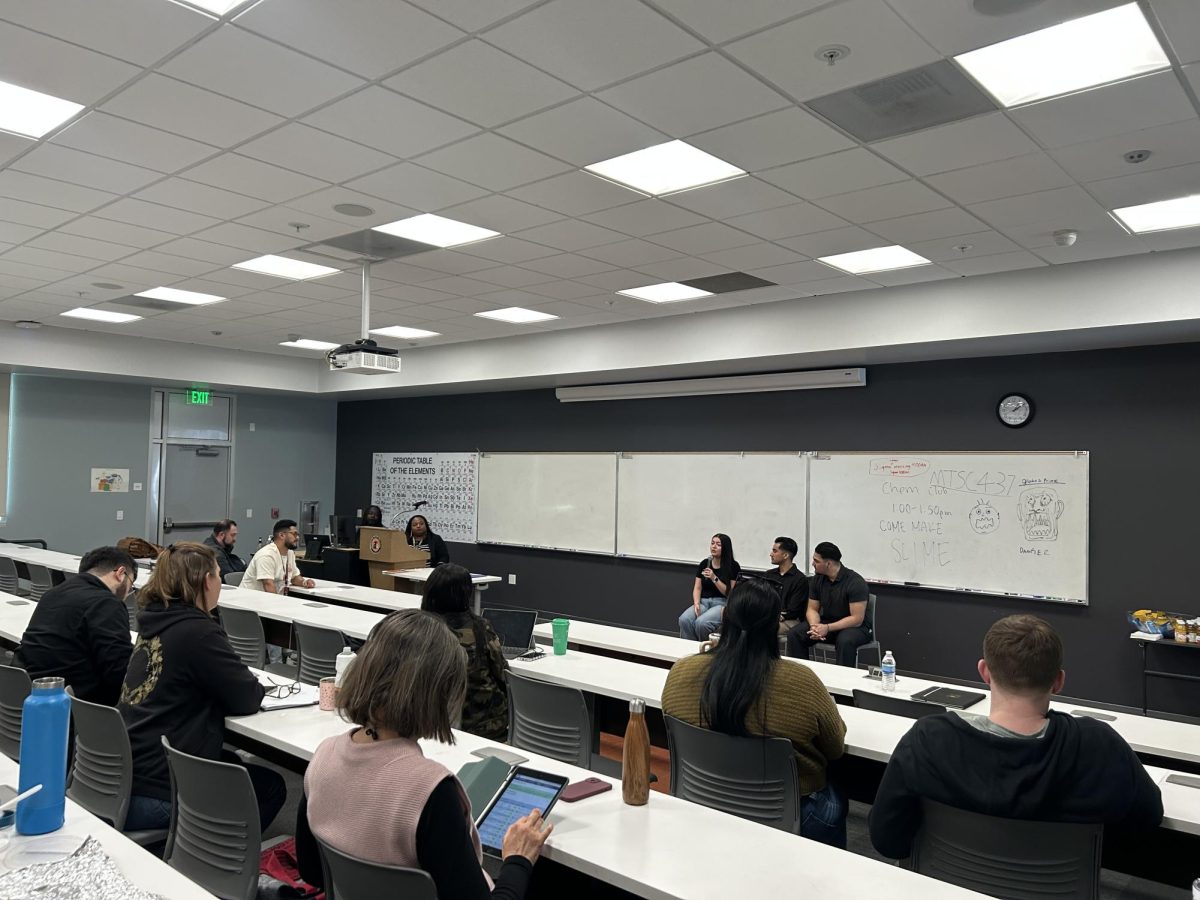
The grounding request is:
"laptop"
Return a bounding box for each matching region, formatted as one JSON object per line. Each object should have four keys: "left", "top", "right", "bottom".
{"left": 483, "top": 608, "right": 538, "bottom": 659}
{"left": 910, "top": 686, "right": 986, "bottom": 710}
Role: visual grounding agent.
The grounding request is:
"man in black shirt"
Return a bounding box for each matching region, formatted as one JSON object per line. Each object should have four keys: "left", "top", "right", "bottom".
{"left": 785, "top": 541, "right": 871, "bottom": 666}
{"left": 761, "top": 537, "right": 808, "bottom": 636}
{"left": 14, "top": 545, "right": 136, "bottom": 705}
{"left": 869, "top": 615, "right": 1162, "bottom": 860}
{"left": 203, "top": 519, "right": 246, "bottom": 580}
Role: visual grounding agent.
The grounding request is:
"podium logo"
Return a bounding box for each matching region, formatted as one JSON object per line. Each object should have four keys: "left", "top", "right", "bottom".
{"left": 370, "top": 537, "right": 381, "bottom": 554}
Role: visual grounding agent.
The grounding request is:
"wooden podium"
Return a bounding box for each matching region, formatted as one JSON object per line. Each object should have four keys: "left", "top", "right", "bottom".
{"left": 358, "top": 527, "right": 427, "bottom": 590}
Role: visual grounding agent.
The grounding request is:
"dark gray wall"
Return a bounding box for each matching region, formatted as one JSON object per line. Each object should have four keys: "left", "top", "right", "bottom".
{"left": 335, "top": 343, "right": 1200, "bottom": 711}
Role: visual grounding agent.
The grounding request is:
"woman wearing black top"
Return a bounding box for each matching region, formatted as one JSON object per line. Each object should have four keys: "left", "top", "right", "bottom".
{"left": 406, "top": 514, "right": 451, "bottom": 567}
{"left": 678, "top": 533, "right": 740, "bottom": 641}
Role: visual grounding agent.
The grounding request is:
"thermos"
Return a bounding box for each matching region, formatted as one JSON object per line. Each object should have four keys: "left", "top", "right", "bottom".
{"left": 16, "top": 676, "right": 70, "bottom": 835}
{"left": 622, "top": 697, "right": 650, "bottom": 806}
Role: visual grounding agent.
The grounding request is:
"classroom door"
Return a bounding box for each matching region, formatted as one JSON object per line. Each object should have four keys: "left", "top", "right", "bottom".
{"left": 149, "top": 390, "right": 234, "bottom": 545}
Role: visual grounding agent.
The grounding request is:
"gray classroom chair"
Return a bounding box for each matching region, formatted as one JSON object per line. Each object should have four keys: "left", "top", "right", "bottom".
{"left": 67, "top": 692, "right": 168, "bottom": 847}
{"left": 223, "top": 572, "right": 243, "bottom": 587}
{"left": 0, "top": 557, "right": 21, "bottom": 595}
{"left": 813, "top": 593, "right": 881, "bottom": 668}
{"left": 852, "top": 688, "right": 946, "bottom": 720}
{"left": 0, "top": 665, "right": 31, "bottom": 762}
{"left": 220, "top": 606, "right": 268, "bottom": 669}
{"left": 294, "top": 621, "right": 345, "bottom": 686}
{"left": 664, "top": 715, "right": 800, "bottom": 833}
{"left": 162, "top": 736, "right": 262, "bottom": 900}
{"left": 317, "top": 837, "right": 437, "bottom": 900}
{"left": 124, "top": 590, "right": 138, "bottom": 632}
{"left": 908, "top": 799, "right": 1103, "bottom": 900}
{"left": 506, "top": 670, "right": 592, "bottom": 769}
{"left": 26, "top": 564, "right": 55, "bottom": 602}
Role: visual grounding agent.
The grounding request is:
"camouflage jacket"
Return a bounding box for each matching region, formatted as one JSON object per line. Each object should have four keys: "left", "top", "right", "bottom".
{"left": 446, "top": 612, "right": 510, "bottom": 742}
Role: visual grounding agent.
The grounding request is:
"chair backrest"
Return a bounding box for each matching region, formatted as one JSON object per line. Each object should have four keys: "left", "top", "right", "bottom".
{"left": 0, "top": 556, "right": 18, "bottom": 594}
{"left": 664, "top": 715, "right": 801, "bottom": 833}
{"left": 294, "top": 622, "right": 345, "bottom": 686}
{"left": 909, "top": 799, "right": 1103, "bottom": 900}
{"left": 68, "top": 692, "right": 135, "bottom": 829}
{"left": 852, "top": 689, "right": 946, "bottom": 720}
{"left": 162, "top": 736, "right": 262, "bottom": 900}
{"left": 124, "top": 590, "right": 138, "bottom": 632}
{"left": 506, "top": 670, "right": 591, "bottom": 767}
{"left": 866, "top": 593, "right": 877, "bottom": 633}
{"left": 223, "top": 572, "right": 243, "bottom": 587}
{"left": 26, "top": 564, "right": 54, "bottom": 601}
{"left": 219, "top": 607, "right": 267, "bottom": 670}
{"left": 0, "top": 665, "right": 31, "bottom": 762}
{"left": 317, "top": 837, "right": 438, "bottom": 900}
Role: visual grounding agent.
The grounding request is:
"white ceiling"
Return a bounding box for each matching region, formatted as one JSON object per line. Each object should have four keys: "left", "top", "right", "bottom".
{"left": 1, "top": 0, "right": 1200, "bottom": 366}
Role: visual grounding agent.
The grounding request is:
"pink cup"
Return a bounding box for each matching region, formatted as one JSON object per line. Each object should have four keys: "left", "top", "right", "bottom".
{"left": 319, "top": 677, "right": 337, "bottom": 711}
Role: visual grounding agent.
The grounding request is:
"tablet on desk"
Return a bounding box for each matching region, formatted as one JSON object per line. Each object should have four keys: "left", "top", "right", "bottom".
{"left": 910, "top": 686, "right": 986, "bottom": 709}
{"left": 474, "top": 767, "right": 568, "bottom": 857}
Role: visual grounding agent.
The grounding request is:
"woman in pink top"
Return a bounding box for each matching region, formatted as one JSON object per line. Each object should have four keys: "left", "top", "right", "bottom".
{"left": 296, "top": 609, "right": 551, "bottom": 898}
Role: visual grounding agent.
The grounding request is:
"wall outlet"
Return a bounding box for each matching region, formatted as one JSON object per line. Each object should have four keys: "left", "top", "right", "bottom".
{"left": 132, "top": 482, "right": 142, "bottom": 492}
{"left": 356, "top": 508, "right": 362, "bottom": 517}
{"left": 508, "top": 573, "right": 517, "bottom": 586}
{"left": 249, "top": 422, "right": 255, "bottom": 432}
{"left": 116, "top": 510, "right": 124, "bottom": 521}
{"left": 246, "top": 509, "right": 252, "bottom": 518}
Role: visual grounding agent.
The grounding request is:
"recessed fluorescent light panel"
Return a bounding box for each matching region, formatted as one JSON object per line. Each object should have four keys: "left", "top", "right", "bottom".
{"left": 370, "top": 325, "right": 441, "bottom": 339}
{"left": 1111, "top": 194, "right": 1200, "bottom": 234}
{"left": 279, "top": 339, "right": 340, "bottom": 350}
{"left": 475, "top": 307, "right": 559, "bottom": 324}
{"left": 954, "top": 3, "right": 1168, "bottom": 107}
{"left": 176, "top": 0, "right": 254, "bottom": 15}
{"left": 61, "top": 308, "right": 142, "bottom": 324}
{"left": 585, "top": 140, "right": 746, "bottom": 196}
{"left": 0, "top": 80, "right": 83, "bottom": 139}
{"left": 818, "top": 246, "right": 932, "bottom": 275}
{"left": 617, "top": 282, "right": 714, "bottom": 304}
{"left": 135, "top": 286, "right": 225, "bottom": 305}
{"left": 372, "top": 214, "right": 500, "bottom": 248}
{"left": 233, "top": 255, "right": 339, "bottom": 280}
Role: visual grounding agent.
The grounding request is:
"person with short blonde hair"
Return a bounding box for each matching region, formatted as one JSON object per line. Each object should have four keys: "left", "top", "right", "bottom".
{"left": 297, "top": 609, "right": 551, "bottom": 899}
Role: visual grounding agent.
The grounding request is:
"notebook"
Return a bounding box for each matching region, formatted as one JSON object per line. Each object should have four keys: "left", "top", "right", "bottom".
{"left": 910, "top": 686, "right": 986, "bottom": 710}
{"left": 483, "top": 608, "right": 538, "bottom": 659}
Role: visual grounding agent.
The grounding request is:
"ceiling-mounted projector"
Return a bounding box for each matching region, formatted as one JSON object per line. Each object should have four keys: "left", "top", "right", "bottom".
{"left": 327, "top": 338, "right": 400, "bottom": 375}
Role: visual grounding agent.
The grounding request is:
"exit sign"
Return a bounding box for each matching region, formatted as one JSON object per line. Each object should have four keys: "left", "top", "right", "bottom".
{"left": 186, "top": 389, "right": 210, "bottom": 406}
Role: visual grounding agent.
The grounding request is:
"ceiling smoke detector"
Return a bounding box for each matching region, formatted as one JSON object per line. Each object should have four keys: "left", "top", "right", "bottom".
{"left": 1053, "top": 229, "right": 1078, "bottom": 247}
{"left": 333, "top": 203, "right": 376, "bottom": 217}
{"left": 815, "top": 44, "right": 850, "bottom": 66}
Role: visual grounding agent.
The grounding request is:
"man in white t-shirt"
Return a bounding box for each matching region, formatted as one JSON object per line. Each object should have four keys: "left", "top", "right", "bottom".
{"left": 240, "top": 519, "right": 315, "bottom": 594}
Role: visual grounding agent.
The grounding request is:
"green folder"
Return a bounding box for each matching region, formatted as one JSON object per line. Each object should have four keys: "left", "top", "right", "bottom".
{"left": 457, "top": 755, "right": 511, "bottom": 818}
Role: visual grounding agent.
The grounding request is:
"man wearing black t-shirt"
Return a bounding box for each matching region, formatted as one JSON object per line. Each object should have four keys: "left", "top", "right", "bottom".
{"left": 761, "top": 537, "right": 808, "bottom": 636}
{"left": 785, "top": 541, "right": 871, "bottom": 666}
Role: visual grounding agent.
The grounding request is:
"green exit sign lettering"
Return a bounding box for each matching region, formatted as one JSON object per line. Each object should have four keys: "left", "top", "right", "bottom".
{"left": 187, "top": 389, "right": 210, "bottom": 406}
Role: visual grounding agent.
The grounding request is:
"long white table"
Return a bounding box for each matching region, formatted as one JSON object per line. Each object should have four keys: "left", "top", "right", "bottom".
{"left": 383, "top": 566, "right": 500, "bottom": 613}
{"left": 289, "top": 579, "right": 423, "bottom": 612}
{"left": 0, "top": 543, "right": 152, "bottom": 585}
{"left": 217, "top": 586, "right": 391, "bottom": 640}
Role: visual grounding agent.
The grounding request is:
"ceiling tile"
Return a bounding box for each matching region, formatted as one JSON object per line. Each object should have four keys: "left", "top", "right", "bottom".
{"left": 777, "top": 226, "right": 886, "bottom": 257}
{"left": 1011, "top": 72, "right": 1195, "bottom": 150}
{"left": 726, "top": 202, "right": 848, "bottom": 240}
{"left": 151, "top": 237, "right": 254, "bottom": 266}
{"left": 648, "top": 0, "right": 827, "bottom": 42}
{"left": 190, "top": 222, "right": 303, "bottom": 255}
{"left": 381, "top": 251, "right": 491, "bottom": 276}
{"left": 998, "top": 208, "right": 1128, "bottom": 249}
{"left": 864, "top": 265, "right": 957, "bottom": 287}
{"left": 689, "top": 108, "right": 856, "bottom": 173}
{"left": 631, "top": 256, "right": 731, "bottom": 282}
{"left": 347, "top": 162, "right": 489, "bottom": 210}
{"left": 759, "top": 149, "right": 907, "bottom": 199}
{"left": 703, "top": 242, "right": 804, "bottom": 271}
{"left": 939, "top": 250, "right": 1047, "bottom": 277}
{"left": 967, "top": 185, "right": 1109, "bottom": 229}
{"left": 59, "top": 216, "right": 177, "bottom": 250}
{"left": 389, "top": 40, "right": 578, "bottom": 128}
{"left": 238, "top": 124, "right": 396, "bottom": 183}
{"left": 513, "top": 219, "right": 627, "bottom": 252}
{"left": 303, "top": 86, "right": 478, "bottom": 159}
{"left": 1086, "top": 162, "right": 1200, "bottom": 208}
{"left": 160, "top": 25, "right": 365, "bottom": 118}
{"left": 92, "top": 198, "right": 220, "bottom": 235}
{"left": 523, "top": 278, "right": 607, "bottom": 299}
{"left": 233, "top": 207, "right": 350, "bottom": 244}
{"left": 872, "top": 113, "right": 1040, "bottom": 176}
{"left": 283, "top": 187, "right": 417, "bottom": 231}
{"left": 116, "top": 250, "right": 217, "bottom": 278}
{"left": 665, "top": 177, "right": 797, "bottom": 218}
{"left": 598, "top": 53, "right": 788, "bottom": 138}
{"left": 405, "top": 0, "right": 541, "bottom": 31}
{"left": 926, "top": 152, "right": 1076, "bottom": 205}
{"left": 102, "top": 75, "right": 283, "bottom": 147}
{"left": 179, "top": 154, "right": 328, "bottom": 204}
{"left": 521, "top": 253, "right": 620, "bottom": 277}
{"left": 577, "top": 240, "right": 680, "bottom": 268}
{"left": 499, "top": 97, "right": 667, "bottom": 167}
{"left": 418, "top": 274, "right": 498, "bottom": 297}
{"left": 417, "top": 133, "right": 571, "bottom": 191}
{"left": 25, "top": 231, "right": 138, "bottom": 262}
{"left": 1031, "top": 234, "right": 1147, "bottom": 264}
{"left": 726, "top": 0, "right": 939, "bottom": 102}
{"left": 0, "top": 198, "right": 76, "bottom": 230}
{"left": 1, "top": 246, "right": 99, "bottom": 275}
{"left": 746, "top": 259, "right": 839, "bottom": 284}
{"left": 469, "top": 266, "right": 556, "bottom": 288}
{"left": 581, "top": 200, "right": 707, "bottom": 237}
{"left": 1140, "top": 227, "right": 1200, "bottom": 253}
{"left": 868, "top": 207, "right": 989, "bottom": 244}
{"left": 438, "top": 194, "right": 563, "bottom": 233}
{"left": 452, "top": 237, "right": 558, "bottom": 264}
{"left": 0, "top": 133, "right": 32, "bottom": 168}
{"left": 0, "top": 171, "right": 115, "bottom": 214}
{"left": 1049, "top": 119, "right": 1200, "bottom": 183}
{"left": 52, "top": 113, "right": 216, "bottom": 174}
{"left": 507, "top": 172, "right": 636, "bottom": 216}
{"left": 816, "top": 180, "right": 951, "bottom": 223}
{"left": 134, "top": 179, "right": 269, "bottom": 220}
{"left": 905, "top": 230, "right": 1022, "bottom": 261}
{"left": 1148, "top": 0, "right": 1200, "bottom": 65}
{"left": 886, "top": 0, "right": 1124, "bottom": 55}
{"left": 645, "top": 222, "right": 758, "bottom": 255}
{"left": 484, "top": 0, "right": 705, "bottom": 91}
{"left": 0, "top": 20, "right": 139, "bottom": 105}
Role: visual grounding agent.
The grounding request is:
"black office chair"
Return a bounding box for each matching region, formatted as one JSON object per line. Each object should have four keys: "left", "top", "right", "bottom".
{"left": 852, "top": 688, "right": 946, "bottom": 720}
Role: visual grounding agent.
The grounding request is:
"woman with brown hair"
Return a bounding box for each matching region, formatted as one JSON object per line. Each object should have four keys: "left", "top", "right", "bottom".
{"left": 119, "top": 541, "right": 285, "bottom": 831}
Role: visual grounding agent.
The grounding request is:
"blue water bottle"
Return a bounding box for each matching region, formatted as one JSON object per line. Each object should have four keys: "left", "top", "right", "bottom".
{"left": 16, "top": 676, "right": 70, "bottom": 835}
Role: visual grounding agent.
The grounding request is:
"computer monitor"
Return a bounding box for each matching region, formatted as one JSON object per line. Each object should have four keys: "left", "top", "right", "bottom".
{"left": 304, "top": 533, "right": 331, "bottom": 561}
{"left": 482, "top": 608, "right": 538, "bottom": 652}
{"left": 329, "top": 515, "right": 358, "bottom": 548}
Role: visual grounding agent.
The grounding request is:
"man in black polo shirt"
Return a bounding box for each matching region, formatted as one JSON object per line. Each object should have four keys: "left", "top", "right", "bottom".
{"left": 786, "top": 541, "right": 871, "bottom": 666}
{"left": 761, "top": 536, "right": 808, "bottom": 636}
{"left": 14, "top": 545, "right": 136, "bottom": 705}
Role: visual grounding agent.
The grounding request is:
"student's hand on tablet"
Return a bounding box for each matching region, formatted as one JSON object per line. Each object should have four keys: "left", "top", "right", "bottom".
{"left": 502, "top": 809, "right": 554, "bottom": 863}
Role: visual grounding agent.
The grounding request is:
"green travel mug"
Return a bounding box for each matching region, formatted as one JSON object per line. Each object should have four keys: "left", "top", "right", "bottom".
{"left": 551, "top": 618, "right": 570, "bottom": 655}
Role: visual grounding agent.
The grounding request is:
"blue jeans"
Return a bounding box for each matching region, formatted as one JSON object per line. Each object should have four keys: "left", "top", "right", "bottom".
{"left": 801, "top": 781, "right": 847, "bottom": 848}
{"left": 126, "top": 761, "right": 287, "bottom": 833}
{"left": 679, "top": 598, "right": 725, "bottom": 641}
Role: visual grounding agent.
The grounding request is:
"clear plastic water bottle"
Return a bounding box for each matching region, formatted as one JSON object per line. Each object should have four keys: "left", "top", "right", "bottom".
{"left": 1191, "top": 876, "right": 1198, "bottom": 900}
{"left": 335, "top": 646, "right": 356, "bottom": 687}
{"left": 881, "top": 651, "right": 897, "bottom": 693}
{"left": 17, "top": 677, "right": 70, "bottom": 835}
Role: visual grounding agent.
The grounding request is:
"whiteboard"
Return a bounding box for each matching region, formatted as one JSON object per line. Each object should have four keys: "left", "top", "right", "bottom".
{"left": 808, "top": 452, "right": 1088, "bottom": 603}
{"left": 477, "top": 453, "right": 617, "bottom": 554}
{"left": 617, "top": 453, "right": 808, "bottom": 567}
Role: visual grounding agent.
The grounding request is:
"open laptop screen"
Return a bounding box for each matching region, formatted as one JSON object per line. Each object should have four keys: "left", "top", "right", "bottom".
{"left": 483, "top": 608, "right": 537, "bottom": 650}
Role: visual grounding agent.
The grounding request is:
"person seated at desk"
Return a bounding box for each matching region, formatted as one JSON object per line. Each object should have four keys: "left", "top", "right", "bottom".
{"left": 297, "top": 609, "right": 551, "bottom": 899}
{"left": 406, "top": 514, "right": 450, "bottom": 567}
{"left": 869, "top": 615, "right": 1162, "bottom": 860}
{"left": 678, "top": 533, "right": 739, "bottom": 641}
{"left": 14, "top": 545, "right": 136, "bottom": 706}
{"left": 362, "top": 505, "right": 384, "bottom": 528}
{"left": 240, "top": 518, "right": 315, "bottom": 594}
{"left": 761, "top": 536, "right": 807, "bottom": 637}
{"left": 203, "top": 518, "right": 247, "bottom": 580}
{"left": 120, "top": 541, "right": 286, "bottom": 831}
{"left": 663, "top": 578, "right": 848, "bottom": 846}
{"left": 785, "top": 541, "right": 870, "bottom": 666}
{"left": 421, "top": 564, "right": 509, "bottom": 741}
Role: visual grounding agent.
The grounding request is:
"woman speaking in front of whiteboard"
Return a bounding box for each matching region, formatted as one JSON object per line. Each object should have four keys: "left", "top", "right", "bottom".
{"left": 678, "top": 533, "right": 739, "bottom": 642}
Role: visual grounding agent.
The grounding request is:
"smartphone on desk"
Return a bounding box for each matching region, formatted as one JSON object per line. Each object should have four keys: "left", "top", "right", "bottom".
{"left": 560, "top": 777, "right": 612, "bottom": 803}
{"left": 474, "top": 767, "right": 568, "bottom": 857}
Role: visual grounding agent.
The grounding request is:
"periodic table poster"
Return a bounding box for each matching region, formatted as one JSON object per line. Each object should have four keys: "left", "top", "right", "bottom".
{"left": 371, "top": 452, "right": 478, "bottom": 543}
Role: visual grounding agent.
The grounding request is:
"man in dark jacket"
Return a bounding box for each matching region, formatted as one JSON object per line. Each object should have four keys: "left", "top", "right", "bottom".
{"left": 869, "top": 615, "right": 1162, "bottom": 860}
{"left": 203, "top": 518, "right": 246, "bottom": 580}
{"left": 14, "top": 546, "right": 136, "bottom": 706}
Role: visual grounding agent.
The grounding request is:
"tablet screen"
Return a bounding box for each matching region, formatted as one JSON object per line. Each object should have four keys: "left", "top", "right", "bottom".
{"left": 476, "top": 769, "right": 567, "bottom": 854}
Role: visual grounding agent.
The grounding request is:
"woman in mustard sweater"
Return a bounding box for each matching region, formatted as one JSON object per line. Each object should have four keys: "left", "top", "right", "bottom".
{"left": 662, "top": 578, "right": 848, "bottom": 847}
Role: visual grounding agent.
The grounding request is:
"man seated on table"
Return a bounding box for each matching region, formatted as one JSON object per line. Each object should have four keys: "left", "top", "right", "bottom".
{"left": 868, "top": 615, "right": 1163, "bottom": 860}
{"left": 240, "top": 518, "right": 315, "bottom": 594}
{"left": 204, "top": 518, "right": 247, "bottom": 581}
{"left": 14, "top": 546, "right": 136, "bottom": 705}
{"left": 761, "top": 536, "right": 808, "bottom": 636}
{"left": 785, "top": 541, "right": 870, "bottom": 666}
